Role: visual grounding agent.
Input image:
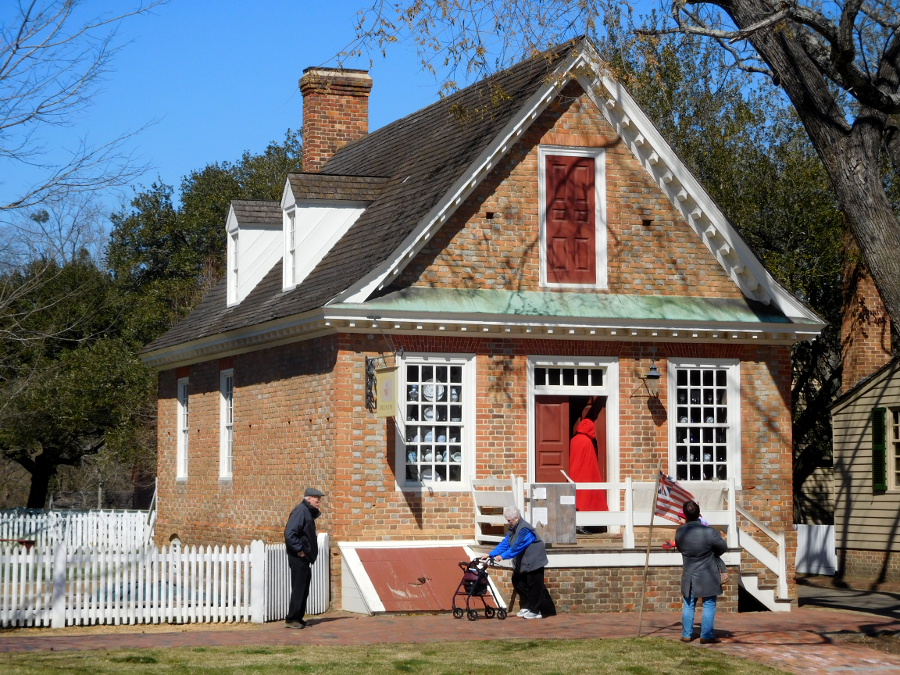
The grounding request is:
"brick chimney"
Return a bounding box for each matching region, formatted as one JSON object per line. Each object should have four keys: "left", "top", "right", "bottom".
{"left": 299, "top": 67, "right": 372, "bottom": 173}
{"left": 841, "top": 233, "right": 892, "bottom": 393}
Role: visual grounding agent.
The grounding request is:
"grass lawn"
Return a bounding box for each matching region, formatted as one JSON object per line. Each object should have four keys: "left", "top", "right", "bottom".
{"left": 0, "top": 638, "right": 787, "bottom": 674}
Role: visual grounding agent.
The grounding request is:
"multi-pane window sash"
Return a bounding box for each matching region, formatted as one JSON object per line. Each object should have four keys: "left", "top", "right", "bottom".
{"left": 403, "top": 362, "right": 464, "bottom": 484}
{"left": 177, "top": 380, "right": 189, "bottom": 478}
{"left": 534, "top": 366, "right": 603, "bottom": 388}
{"left": 288, "top": 211, "right": 296, "bottom": 285}
{"left": 224, "top": 374, "right": 234, "bottom": 476}
{"left": 673, "top": 368, "right": 729, "bottom": 481}
{"left": 231, "top": 233, "right": 239, "bottom": 299}
{"left": 892, "top": 410, "right": 900, "bottom": 489}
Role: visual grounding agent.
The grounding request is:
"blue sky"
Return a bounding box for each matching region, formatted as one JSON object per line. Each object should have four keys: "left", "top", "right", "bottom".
{"left": 0, "top": 0, "right": 445, "bottom": 211}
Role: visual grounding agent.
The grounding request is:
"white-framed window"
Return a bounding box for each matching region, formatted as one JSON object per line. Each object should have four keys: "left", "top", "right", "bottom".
{"left": 176, "top": 378, "right": 190, "bottom": 480}
{"left": 667, "top": 358, "right": 741, "bottom": 487}
{"left": 219, "top": 369, "right": 234, "bottom": 479}
{"left": 889, "top": 409, "right": 900, "bottom": 491}
{"left": 287, "top": 209, "right": 296, "bottom": 286}
{"left": 227, "top": 231, "right": 239, "bottom": 305}
{"left": 537, "top": 145, "right": 608, "bottom": 289}
{"left": 395, "top": 353, "right": 476, "bottom": 491}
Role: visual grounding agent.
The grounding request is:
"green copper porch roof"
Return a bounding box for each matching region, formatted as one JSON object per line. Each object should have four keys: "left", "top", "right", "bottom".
{"left": 332, "top": 287, "right": 812, "bottom": 325}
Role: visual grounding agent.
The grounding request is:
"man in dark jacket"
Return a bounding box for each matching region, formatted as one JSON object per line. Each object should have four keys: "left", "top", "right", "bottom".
{"left": 482, "top": 505, "right": 553, "bottom": 619}
{"left": 284, "top": 487, "right": 323, "bottom": 628}
{"left": 675, "top": 499, "right": 728, "bottom": 643}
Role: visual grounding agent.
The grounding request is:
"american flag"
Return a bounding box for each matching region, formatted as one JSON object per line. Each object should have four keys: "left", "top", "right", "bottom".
{"left": 654, "top": 470, "right": 695, "bottom": 523}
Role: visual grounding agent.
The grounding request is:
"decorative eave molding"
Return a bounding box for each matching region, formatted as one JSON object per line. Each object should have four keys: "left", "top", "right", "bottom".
{"left": 140, "top": 305, "right": 823, "bottom": 370}
{"left": 572, "top": 43, "right": 820, "bottom": 324}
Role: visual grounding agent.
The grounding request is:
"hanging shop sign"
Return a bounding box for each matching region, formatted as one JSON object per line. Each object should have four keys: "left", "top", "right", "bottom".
{"left": 375, "top": 366, "right": 399, "bottom": 418}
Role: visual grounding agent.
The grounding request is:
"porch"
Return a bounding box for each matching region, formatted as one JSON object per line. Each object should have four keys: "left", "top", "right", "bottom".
{"left": 471, "top": 475, "right": 790, "bottom": 612}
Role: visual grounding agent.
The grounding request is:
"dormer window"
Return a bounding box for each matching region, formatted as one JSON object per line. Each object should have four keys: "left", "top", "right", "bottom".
{"left": 229, "top": 232, "right": 239, "bottom": 304}
{"left": 287, "top": 209, "right": 296, "bottom": 286}
{"left": 225, "top": 200, "right": 283, "bottom": 307}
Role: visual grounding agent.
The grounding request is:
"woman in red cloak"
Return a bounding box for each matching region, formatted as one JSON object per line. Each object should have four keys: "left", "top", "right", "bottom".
{"left": 569, "top": 419, "right": 608, "bottom": 511}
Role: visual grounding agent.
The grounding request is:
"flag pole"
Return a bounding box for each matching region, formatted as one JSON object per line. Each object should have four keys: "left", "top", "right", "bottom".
{"left": 637, "top": 460, "right": 662, "bottom": 638}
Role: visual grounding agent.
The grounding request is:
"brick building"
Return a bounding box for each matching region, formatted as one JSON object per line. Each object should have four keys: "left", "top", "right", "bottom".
{"left": 141, "top": 38, "right": 824, "bottom": 613}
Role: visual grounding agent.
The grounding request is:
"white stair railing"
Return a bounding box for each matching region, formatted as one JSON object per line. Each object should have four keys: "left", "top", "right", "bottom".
{"left": 735, "top": 504, "right": 788, "bottom": 599}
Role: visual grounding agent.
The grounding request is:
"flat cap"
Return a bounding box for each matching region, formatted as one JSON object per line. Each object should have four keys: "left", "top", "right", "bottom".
{"left": 305, "top": 487, "right": 324, "bottom": 497}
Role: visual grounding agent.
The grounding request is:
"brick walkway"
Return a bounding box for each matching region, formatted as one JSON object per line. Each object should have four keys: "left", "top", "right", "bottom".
{"left": 3, "top": 608, "right": 900, "bottom": 674}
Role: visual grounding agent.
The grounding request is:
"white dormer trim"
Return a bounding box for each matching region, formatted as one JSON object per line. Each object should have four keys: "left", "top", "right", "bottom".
{"left": 280, "top": 178, "right": 370, "bottom": 292}
{"left": 328, "top": 41, "right": 820, "bottom": 326}
{"left": 225, "top": 204, "right": 282, "bottom": 307}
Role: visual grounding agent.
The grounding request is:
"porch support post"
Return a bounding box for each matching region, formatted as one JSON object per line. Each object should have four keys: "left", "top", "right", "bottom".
{"left": 624, "top": 477, "right": 635, "bottom": 549}
{"left": 726, "top": 478, "right": 738, "bottom": 548}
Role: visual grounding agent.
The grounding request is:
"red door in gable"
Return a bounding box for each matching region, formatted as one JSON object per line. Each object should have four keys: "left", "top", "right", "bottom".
{"left": 535, "top": 396, "right": 570, "bottom": 483}
{"left": 546, "top": 155, "right": 596, "bottom": 284}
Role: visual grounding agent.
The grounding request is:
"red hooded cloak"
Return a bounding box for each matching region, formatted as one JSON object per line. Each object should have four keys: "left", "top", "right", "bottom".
{"left": 569, "top": 419, "right": 608, "bottom": 511}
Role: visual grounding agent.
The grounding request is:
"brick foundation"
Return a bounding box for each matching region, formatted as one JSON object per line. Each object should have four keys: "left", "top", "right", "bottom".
{"left": 489, "top": 564, "right": 738, "bottom": 614}
{"left": 837, "top": 548, "right": 900, "bottom": 583}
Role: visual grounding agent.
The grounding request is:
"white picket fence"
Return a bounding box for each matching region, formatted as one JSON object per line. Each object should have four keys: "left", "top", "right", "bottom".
{"left": 0, "top": 534, "right": 329, "bottom": 627}
{"left": 0, "top": 509, "right": 153, "bottom": 549}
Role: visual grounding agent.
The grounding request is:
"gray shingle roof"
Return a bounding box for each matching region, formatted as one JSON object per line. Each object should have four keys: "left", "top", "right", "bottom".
{"left": 143, "top": 39, "right": 580, "bottom": 355}
{"left": 231, "top": 200, "right": 282, "bottom": 225}
{"left": 287, "top": 174, "right": 393, "bottom": 202}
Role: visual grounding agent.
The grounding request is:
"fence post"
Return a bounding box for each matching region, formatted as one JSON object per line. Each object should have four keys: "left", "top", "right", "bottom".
{"left": 51, "top": 545, "right": 67, "bottom": 628}
{"left": 250, "top": 540, "right": 266, "bottom": 624}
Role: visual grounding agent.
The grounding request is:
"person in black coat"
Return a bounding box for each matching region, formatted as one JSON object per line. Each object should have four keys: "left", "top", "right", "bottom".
{"left": 675, "top": 500, "right": 728, "bottom": 643}
{"left": 284, "top": 487, "right": 323, "bottom": 628}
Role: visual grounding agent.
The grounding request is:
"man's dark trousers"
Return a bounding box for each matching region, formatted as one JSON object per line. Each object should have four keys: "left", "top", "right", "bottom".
{"left": 287, "top": 555, "right": 312, "bottom": 622}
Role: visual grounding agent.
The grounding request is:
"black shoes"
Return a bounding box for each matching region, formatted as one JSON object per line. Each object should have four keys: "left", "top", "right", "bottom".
{"left": 285, "top": 619, "right": 307, "bottom": 629}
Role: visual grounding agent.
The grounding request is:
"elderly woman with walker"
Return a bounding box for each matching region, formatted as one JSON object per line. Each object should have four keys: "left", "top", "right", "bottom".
{"left": 481, "top": 505, "right": 551, "bottom": 619}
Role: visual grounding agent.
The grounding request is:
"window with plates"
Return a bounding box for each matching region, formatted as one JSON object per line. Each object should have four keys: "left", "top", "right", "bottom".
{"left": 398, "top": 354, "right": 474, "bottom": 489}
{"left": 668, "top": 359, "right": 740, "bottom": 485}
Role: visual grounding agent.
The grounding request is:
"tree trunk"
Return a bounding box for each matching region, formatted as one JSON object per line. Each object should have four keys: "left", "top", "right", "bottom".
{"left": 718, "top": 0, "right": 900, "bottom": 325}
{"left": 26, "top": 464, "right": 53, "bottom": 509}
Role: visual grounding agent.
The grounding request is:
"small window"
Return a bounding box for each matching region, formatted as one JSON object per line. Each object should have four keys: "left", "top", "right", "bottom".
{"left": 177, "top": 378, "right": 190, "bottom": 479}
{"left": 220, "top": 370, "right": 234, "bottom": 479}
{"left": 288, "top": 210, "right": 296, "bottom": 286}
{"left": 228, "top": 232, "right": 239, "bottom": 304}
{"left": 669, "top": 360, "right": 740, "bottom": 484}
{"left": 398, "top": 354, "right": 474, "bottom": 490}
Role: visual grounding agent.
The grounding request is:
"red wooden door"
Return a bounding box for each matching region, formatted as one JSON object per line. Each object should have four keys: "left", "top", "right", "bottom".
{"left": 546, "top": 155, "right": 595, "bottom": 284}
{"left": 535, "top": 396, "right": 569, "bottom": 482}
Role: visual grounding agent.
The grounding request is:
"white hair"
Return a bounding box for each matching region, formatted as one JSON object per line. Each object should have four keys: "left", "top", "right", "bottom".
{"left": 503, "top": 505, "right": 521, "bottom": 519}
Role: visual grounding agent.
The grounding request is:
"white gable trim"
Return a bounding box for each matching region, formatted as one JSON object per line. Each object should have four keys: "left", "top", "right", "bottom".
{"left": 331, "top": 51, "right": 584, "bottom": 305}
{"left": 330, "top": 41, "right": 820, "bottom": 326}
{"left": 571, "top": 46, "right": 819, "bottom": 323}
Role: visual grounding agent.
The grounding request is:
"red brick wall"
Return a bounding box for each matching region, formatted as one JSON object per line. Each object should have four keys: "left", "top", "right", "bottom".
{"left": 837, "top": 548, "right": 900, "bottom": 584}
{"left": 299, "top": 68, "right": 372, "bottom": 173}
{"left": 841, "top": 235, "right": 892, "bottom": 394}
{"left": 155, "top": 336, "right": 339, "bottom": 546}
{"left": 157, "top": 332, "right": 794, "bottom": 610}
{"left": 392, "top": 81, "right": 742, "bottom": 298}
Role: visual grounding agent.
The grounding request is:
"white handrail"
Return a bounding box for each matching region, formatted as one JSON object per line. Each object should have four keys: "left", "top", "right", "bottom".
{"left": 736, "top": 504, "right": 787, "bottom": 598}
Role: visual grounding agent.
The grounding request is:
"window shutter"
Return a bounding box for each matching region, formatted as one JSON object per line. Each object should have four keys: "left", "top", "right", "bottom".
{"left": 546, "top": 155, "right": 595, "bottom": 284}
{"left": 873, "top": 407, "right": 887, "bottom": 491}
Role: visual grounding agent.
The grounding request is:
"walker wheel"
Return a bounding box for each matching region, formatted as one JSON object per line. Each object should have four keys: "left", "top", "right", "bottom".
{"left": 453, "top": 607, "right": 464, "bottom": 619}
{"left": 497, "top": 608, "right": 507, "bottom": 620}
{"left": 467, "top": 609, "right": 478, "bottom": 621}
{"left": 484, "top": 606, "right": 495, "bottom": 618}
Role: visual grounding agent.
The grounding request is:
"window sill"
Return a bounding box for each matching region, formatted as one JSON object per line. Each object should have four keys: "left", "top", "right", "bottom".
{"left": 398, "top": 483, "right": 471, "bottom": 494}
{"left": 218, "top": 476, "right": 233, "bottom": 483}
{"left": 176, "top": 477, "right": 188, "bottom": 483}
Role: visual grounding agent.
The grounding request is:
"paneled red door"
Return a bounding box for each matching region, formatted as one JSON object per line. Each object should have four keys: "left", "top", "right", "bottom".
{"left": 535, "top": 396, "right": 570, "bottom": 483}
{"left": 546, "top": 155, "right": 595, "bottom": 284}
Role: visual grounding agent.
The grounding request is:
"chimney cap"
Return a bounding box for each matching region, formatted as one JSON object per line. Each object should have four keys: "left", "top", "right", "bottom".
{"left": 302, "top": 66, "right": 370, "bottom": 76}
